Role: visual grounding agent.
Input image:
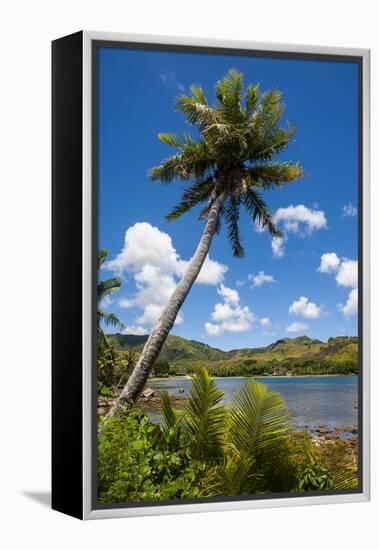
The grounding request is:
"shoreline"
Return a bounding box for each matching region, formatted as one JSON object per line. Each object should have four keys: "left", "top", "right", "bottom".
{"left": 149, "top": 373, "right": 357, "bottom": 382}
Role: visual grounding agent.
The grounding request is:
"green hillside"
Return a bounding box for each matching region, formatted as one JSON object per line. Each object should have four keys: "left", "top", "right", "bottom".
{"left": 106, "top": 333, "right": 358, "bottom": 376}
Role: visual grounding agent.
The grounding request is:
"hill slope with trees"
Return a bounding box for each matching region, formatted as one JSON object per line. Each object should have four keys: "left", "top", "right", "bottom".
{"left": 106, "top": 334, "right": 358, "bottom": 377}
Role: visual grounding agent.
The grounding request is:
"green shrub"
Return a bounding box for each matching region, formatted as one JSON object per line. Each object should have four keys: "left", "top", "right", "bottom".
{"left": 298, "top": 463, "right": 333, "bottom": 491}
{"left": 98, "top": 409, "right": 205, "bottom": 503}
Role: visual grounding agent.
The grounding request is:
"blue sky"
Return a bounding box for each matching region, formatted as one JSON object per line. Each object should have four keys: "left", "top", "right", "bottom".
{"left": 98, "top": 46, "right": 359, "bottom": 350}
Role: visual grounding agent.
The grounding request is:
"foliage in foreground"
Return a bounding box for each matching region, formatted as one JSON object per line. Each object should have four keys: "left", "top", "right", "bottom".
{"left": 98, "top": 410, "right": 205, "bottom": 503}
{"left": 98, "top": 368, "right": 358, "bottom": 503}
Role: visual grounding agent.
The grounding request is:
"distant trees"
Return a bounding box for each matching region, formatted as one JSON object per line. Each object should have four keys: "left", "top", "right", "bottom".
{"left": 170, "top": 355, "right": 358, "bottom": 377}
{"left": 152, "top": 360, "right": 170, "bottom": 377}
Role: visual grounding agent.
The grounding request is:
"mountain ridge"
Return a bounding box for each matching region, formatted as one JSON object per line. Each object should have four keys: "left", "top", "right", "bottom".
{"left": 106, "top": 333, "right": 358, "bottom": 376}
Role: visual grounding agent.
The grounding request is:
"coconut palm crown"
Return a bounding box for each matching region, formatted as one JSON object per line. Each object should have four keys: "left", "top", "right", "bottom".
{"left": 150, "top": 68, "right": 303, "bottom": 257}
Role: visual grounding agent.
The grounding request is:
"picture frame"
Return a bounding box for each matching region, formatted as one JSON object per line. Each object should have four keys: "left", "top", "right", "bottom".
{"left": 52, "top": 30, "right": 370, "bottom": 520}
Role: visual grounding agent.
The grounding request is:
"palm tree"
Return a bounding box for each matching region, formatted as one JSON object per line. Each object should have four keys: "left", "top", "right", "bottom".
{"left": 97, "top": 249, "right": 125, "bottom": 332}
{"left": 110, "top": 69, "right": 303, "bottom": 411}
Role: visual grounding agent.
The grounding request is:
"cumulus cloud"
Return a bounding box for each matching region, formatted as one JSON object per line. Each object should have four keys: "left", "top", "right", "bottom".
{"left": 338, "top": 288, "right": 358, "bottom": 317}
{"left": 106, "top": 222, "right": 227, "bottom": 329}
{"left": 205, "top": 285, "right": 254, "bottom": 336}
{"left": 289, "top": 296, "right": 321, "bottom": 319}
{"left": 249, "top": 271, "right": 277, "bottom": 288}
{"left": 318, "top": 252, "right": 341, "bottom": 274}
{"left": 204, "top": 322, "right": 223, "bottom": 337}
{"left": 318, "top": 252, "right": 358, "bottom": 317}
{"left": 218, "top": 284, "right": 239, "bottom": 305}
{"left": 273, "top": 204, "right": 327, "bottom": 235}
{"left": 286, "top": 322, "right": 310, "bottom": 333}
{"left": 260, "top": 317, "right": 272, "bottom": 328}
{"left": 270, "top": 204, "right": 327, "bottom": 257}
{"left": 335, "top": 260, "right": 358, "bottom": 289}
{"left": 343, "top": 203, "right": 357, "bottom": 217}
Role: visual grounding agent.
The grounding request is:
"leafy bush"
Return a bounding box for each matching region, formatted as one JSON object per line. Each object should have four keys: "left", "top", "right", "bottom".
{"left": 98, "top": 409, "right": 205, "bottom": 503}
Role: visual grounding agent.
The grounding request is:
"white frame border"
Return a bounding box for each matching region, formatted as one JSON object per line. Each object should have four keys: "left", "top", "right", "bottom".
{"left": 82, "top": 31, "right": 370, "bottom": 520}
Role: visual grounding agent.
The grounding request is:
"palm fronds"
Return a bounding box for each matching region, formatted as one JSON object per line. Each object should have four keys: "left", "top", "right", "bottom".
{"left": 165, "top": 177, "right": 215, "bottom": 221}
{"left": 332, "top": 458, "right": 358, "bottom": 489}
{"left": 204, "top": 451, "right": 257, "bottom": 496}
{"left": 243, "top": 189, "right": 282, "bottom": 237}
{"left": 228, "top": 380, "right": 292, "bottom": 464}
{"left": 246, "top": 161, "right": 303, "bottom": 189}
{"left": 224, "top": 195, "right": 244, "bottom": 257}
{"left": 226, "top": 380, "right": 296, "bottom": 492}
{"left": 183, "top": 367, "right": 226, "bottom": 461}
{"left": 98, "top": 277, "right": 122, "bottom": 302}
{"left": 98, "top": 310, "right": 125, "bottom": 330}
{"left": 97, "top": 249, "right": 125, "bottom": 331}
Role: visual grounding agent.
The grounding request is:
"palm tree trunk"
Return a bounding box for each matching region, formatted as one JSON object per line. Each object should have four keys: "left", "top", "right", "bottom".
{"left": 106, "top": 191, "right": 227, "bottom": 417}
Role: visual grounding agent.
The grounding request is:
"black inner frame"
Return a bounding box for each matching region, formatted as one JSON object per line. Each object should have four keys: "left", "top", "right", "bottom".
{"left": 91, "top": 39, "right": 364, "bottom": 511}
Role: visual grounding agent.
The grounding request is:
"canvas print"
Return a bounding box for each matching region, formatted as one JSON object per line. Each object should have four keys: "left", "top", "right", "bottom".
{"left": 95, "top": 44, "right": 360, "bottom": 506}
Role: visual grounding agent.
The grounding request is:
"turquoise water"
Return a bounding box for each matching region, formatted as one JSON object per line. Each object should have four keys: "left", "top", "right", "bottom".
{"left": 149, "top": 375, "right": 358, "bottom": 430}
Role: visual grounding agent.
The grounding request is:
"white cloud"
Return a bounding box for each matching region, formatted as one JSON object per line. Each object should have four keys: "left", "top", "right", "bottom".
{"left": 107, "top": 222, "right": 227, "bottom": 329}
{"left": 289, "top": 296, "right": 321, "bottom": 319}
{"left": 335, "top": 259, "right": 358, "bottom": 289}
{"left": 204, "top": 322, "right": 222, "bottom": 337}
{"left": 286, "top": 322, "right": 310, "bottom": 333}
{"left": 338, "top": 288, "right": 358, "bottom": 317}
{"left": 191, "top": 257, "right": 228, "bottom": 285}
{"left": 343, "top": 203, "right": 357, "bottom": 217}
{"left": 249, "top": 271, "right": 277, "bottom": 288}
{"left": 272, "top": 236, "right": 286, "bottom": 258}
{"left": 236, "top": 279, "right": 245, "bottom": 287}
{"left": 260, "top": 317, "right": 272, "bottom": 328}
{"left": 318, "top": 252, "right": 341, "bottom": 274}
{"left": 318, "top": 252, "right": 358, "bottom": 317}
{"left": 318, "top": 252, "right": 357, "bottom": 288}
{"left": 106, "top": 222, "right": 180, "bottom": 276}
{"left": 271, "top": 204, "right": 327, "bottom": 257}
{"left": 217, "top": 284, "right": 239, "bottom": 305}
{"left": 121, "top": 325, "right": 148, "bottom": 336}
{"left": 205, "top": 285, "right": 254, "bottom": 336}
{"left": 273, "top": 204, "right": 327, "bottom": 235}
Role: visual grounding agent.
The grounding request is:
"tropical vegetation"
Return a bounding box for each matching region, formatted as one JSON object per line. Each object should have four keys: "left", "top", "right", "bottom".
{"left": 98, "top": 368, "right": 358, "bottom": 503}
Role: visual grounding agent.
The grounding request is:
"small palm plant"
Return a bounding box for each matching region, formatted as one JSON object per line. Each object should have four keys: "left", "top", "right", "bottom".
{"left": 112, "top": 70, "right": 303, "bottom": 410}
{"left": 160, "top": 368, "right": 297, "bottom": 495}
